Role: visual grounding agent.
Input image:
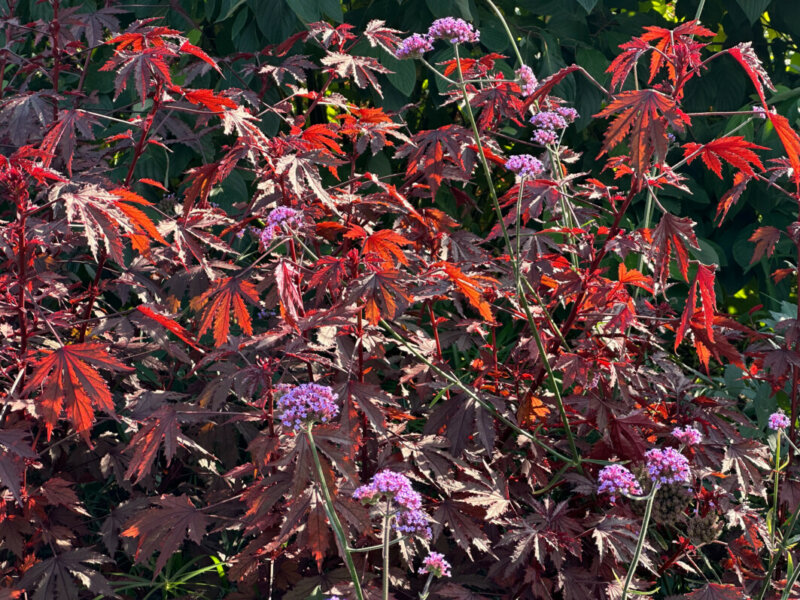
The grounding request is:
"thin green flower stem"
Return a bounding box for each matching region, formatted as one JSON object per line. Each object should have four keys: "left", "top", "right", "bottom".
{"left": 305, "top": 426, "right": 365, "bottom": 600}
{"left": 349, "top": 536, "right": 407, "bottom": 553}
{"left": 453, "top": 44, "right": 583, "bottom": 472}
{"left": 484, "top": 0, "right": 524, "bottom": 67}
{"left": 772, "top": 430, "right": 783, "bottom": 548}
{"left": 383, "top": 498, "right": 392, "bottom": 600}
{"left": 782, "top": 560, "right": 800, "bottom": 600}
{"left": 419, "top": 573, "right": 435, "bottom": 600}
{"left": 757, "top": 497, "right": 800, "bottom": 600}
{"left": 622, "top": 486, "right": 658, "bottom": 600}
{"left": 379, "top": 318, "right": 575, "bottom": 464}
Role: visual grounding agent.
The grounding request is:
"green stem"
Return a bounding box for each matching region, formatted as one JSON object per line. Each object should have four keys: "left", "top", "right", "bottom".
{"left": 305, "top": 427, "right": 365, "bottom": 600}
{"left": 772, "top": 430, "right": 783, "bottom": 549}
{"left": 383, "top": 498, "right": 392, "bottom": 600}
{"left": 484, "top": 0, "right": 524, "bottom": 67}
{"left": 419, "top": 573, "right": 435, "bottom": 600}
{"left": 757, "top": 495, "right": 800, "bottom": 600}
{"left": 622, "top": 486, "right": 658, "bottom": 600}
{"left": 453, "top": 44, "right": 582, "bottom": 472}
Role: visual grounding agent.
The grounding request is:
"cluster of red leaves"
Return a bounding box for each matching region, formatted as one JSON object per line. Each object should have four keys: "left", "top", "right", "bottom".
{"left": 0, "top": 5, "right": 798, "bottom": 600}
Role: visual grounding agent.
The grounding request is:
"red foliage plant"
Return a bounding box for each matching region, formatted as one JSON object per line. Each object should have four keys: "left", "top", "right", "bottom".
{"left": 1, "top": 3, "right": 800, "bottom": 600}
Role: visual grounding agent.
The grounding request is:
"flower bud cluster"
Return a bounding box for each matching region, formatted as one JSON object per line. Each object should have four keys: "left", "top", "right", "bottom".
{"left": 353, "top": 469, "right": 432, "bottom": 539}
{"left": 276, "top": 383, "right": 339, "bottom": 430}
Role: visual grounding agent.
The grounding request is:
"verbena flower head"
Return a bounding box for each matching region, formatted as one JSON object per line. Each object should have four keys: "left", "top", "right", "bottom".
{"left": 394, "top": 507, "right": 432, "bottom": 539}
{"left": 396, "top": 33, "right": 433, "bottom": 59}
{"left": 276, "top": 383, "right": 339, "bottom": 430}
{"left": 597, "top": 464, "right": 642, "bottom": 502}
{"left": 672, "top": 426, "right": 702, "bottom": 446}
{"left": 532, "top": 129, "right": 558, "bottom": 145}
{"left": 353, "top": 469, "right": 422, "bottom": 510}
{"left": 427, "top": 17, "right": 480, "bottom": 44}
{"left": 555, "top": 106, "right": 579, "bottom": 123}
{"left": 645, "top": 447, "right": 691, "bottom": 484}
{"left": 769, "top": 410, "right": 791, "bottom": 431}
{"left": 505, "top": 154, "right": 543, "bottom": 178}
{"left": 516, "top": 65, "right": 538, "bottom": 96}
{"left": 260, "top": 206, "right": 300, "bottom": 244}
{"left": 419, "top": 552, "right": 452, "bottom": 578}
{"left": 530, "top": 111, "right": 568, "bottom": 130}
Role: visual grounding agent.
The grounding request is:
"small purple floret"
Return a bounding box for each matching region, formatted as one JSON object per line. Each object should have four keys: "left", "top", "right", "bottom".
{"left": 394, "top": 508, "right": 432, "bottom": 539}
{"left": 532, "top": 129, "right": 558, "bottom": 145}
{"left": 260, "top": 206, "right": 300, "bottom": 244}
{"left": 276, "top": 383, "right": 339, "bottom": 430}
{"left": 530, "top": 111, "right": 568, "bottom": 130}
{"left": 396, "top": 33, "right": 433, "bottom": 59}
{"left": 555, "top": 106, "right": 579, "bottom": 123}
{"left": 769, "top": 410, "right": 791, "bottom": 431}
{"left": 505, "top": 154, "right": 543, "bottom": 178}
{"left": 672, "top": 426, "right": 702, "bottom": 446}
{"left": 419, "top": 552, "right": 452, "bottom": 578}
{"left": 427, "top": 17, "right": 480, "bottom": 44}
{"left": 353, "top": 469, "right": 422, "bottom": 511}
{"left": 645, "top": 447, "right": 691, "bottom": 484}
{"left": 516, "top": 65, "right": 538, "bottom": 96}
{"left": 597, "top": 464, "right": 642, "bottom": 502}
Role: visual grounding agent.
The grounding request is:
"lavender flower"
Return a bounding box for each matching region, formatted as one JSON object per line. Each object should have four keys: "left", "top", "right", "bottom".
{"left": 260, "top": 206, "right": 300, "bottom": 244}
{"left": 597, "top": 464, "right": 642, "bottom": 502}
{"left": 532, "top": 129, "right": 558, "bottom": 145}
{"left": 505, "top": 154, "right": 543, "bottom": 178}
{"left": 276, "top": 383, "right": 339, "bottom": 430}
{"left": 555, "top": 106, "right": 579, "bottom": 123}
{"left": 672, "top": 426, "right": 702, "bottom": 446}
{"left": 530, "top": 111, "right": 568, "bottom": 130}
{"left": 394, "top": 508, "right": 432, "bottom": 539}
{"left": 645, "top": 447, "right": 691, "bottom": 484}
{"left": 396, "top": 33, "right": 433, "bottom": 59}
{"left": 516, "top": 65, "right": 538, "bottom": 96}
{"left": 419, "top": 552, "right": 452, "bottom": 578}
{"left": 427, "top": 17, "right": 480, "bottom": 44}
{"left": 353, "top": 469, "right": 422, "bottom": 511}
{"left": 769, "top": 410, "right": 791, "bottom": 431}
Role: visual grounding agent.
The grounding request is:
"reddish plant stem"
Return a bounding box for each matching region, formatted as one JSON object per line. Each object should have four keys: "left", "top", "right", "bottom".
{"left": 427, "top": 301, "right": 444, "bottom": 362}
{"left": 50, "top": 0, "right": 60, "bottom": 120}
{"left": 16, "top": 203, "right": 28, "bottom": 366}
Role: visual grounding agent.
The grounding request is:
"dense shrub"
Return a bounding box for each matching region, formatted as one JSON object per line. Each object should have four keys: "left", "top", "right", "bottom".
{"left": 2, "top": 1, "right": 800, "bottom": 599}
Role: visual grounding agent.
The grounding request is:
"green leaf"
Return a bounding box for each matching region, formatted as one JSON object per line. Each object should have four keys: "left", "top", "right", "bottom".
{"left": 217, "top": 0, "right": 246, "bottom": 22}
{"left": 319, "top": 0, "right": 343, "bottom": 21}
{"left": 384, "top": 53, "right": 417, "bottom": 96}
{"left": 287, "top": 0, "right": 321, "bottom": 22}
{"left": 576, "top": 0, "right": 599, "bottom": 12}
{"left": 735, "top": 0, "right": 770, "bottom": 24}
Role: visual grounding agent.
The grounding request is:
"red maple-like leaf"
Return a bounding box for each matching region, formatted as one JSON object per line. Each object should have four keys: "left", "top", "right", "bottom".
{"left": 346, "top": 226, "right": 411, "bottom": 268}
{"left": 438, "top": 262, "right": 496, "bottom": 323}
{"left": 767, "top": 112, "right": 800, "bottom": 186}
{"left": 320, "top": 52, "right": 391, "bottom": 97}
{"left": 182, "top": 88, "right": 237, "bottom": 114}
{"left": 275, "top": 260, "right": 304, "bottom": 328}
{"left": 121, "top": 494, "right": 209, "bottom": 574}
{"left": 596, "top": 90, "right": 690, "bottom": 176}
{"left": 684, "top": 583, "right": 746, "bottom": 599}
{"left": 125, "top": 405, "right": 181, "bottom": 484}
{"left": 749, "top": 226, "right": 782, "bottom": 263}
{"left": 683, "top": 136, "right": 767, "bottom": 178}
{"left": 650, "top": 212, "right": 700, "bottom": 284}
{"left": 190, "top": 276, "right": 261, "bottom": 346}
{"left": 676, "top": 263, "right": 717, "bottom": 350}
{"left": 729, "top": 42, "right": 775, "bottom": 106}
{"left": 136, "top": 305, "right": 201, "bottom": 350}
{"left": 23, "top": 344, "right": 132, "bottom": 439}
{"left": 348, "top": 267, "right": 411, "bottom": 325}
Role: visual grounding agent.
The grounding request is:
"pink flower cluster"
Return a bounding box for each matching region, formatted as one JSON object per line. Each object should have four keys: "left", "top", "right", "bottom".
{"left": 529, "top": 107, "right": 579, "bottom": 146}
{"left": 505, "top": 154, "right": 543, "bottom": 178}
{"left": 276, "top": 383, "right": 339, "bottom": 430}
{"left": 597, "top": 464, "right": 642, "bottom": 502}
{"left": 769, "top": 410, "right": 791, "bottom": 431}
{"left": 672, "top": 426, "right": 702, "bottom": 446}
{"left": 260, "top": 206, "right": 300, "bottom": 244}
{"left": 353, "top": 469, "right": 432, "bottom": 539}
{"left": 516, "top": 65, "right": 538, "bottom": 96}
{"left": 427, "top": 17, "right": 480, "bottom": 44}
{"left": 419, "top": 552, "right": 452, "bottom": 578}
{"left": 396, "top": 33, "right": 434, "bottom": 59}
{"left": 645, "top": 447, "right": 691, "bottom": 484}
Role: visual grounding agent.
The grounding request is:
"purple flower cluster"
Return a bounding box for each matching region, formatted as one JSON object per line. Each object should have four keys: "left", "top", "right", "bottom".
{"left": 276, "top": 383, "right": 339, "bottom": 430}
{"left": 672, "top": 426, "right": 702, "bottom": 446}
{"left": 353, "top": 469, "right": 431, "bottom": 539}
{"left": 769, "top": 410, "right": 791, "bottom": 431}
{"left": 505, "top": 154, "right": 543, "bottom": 178}
{"left": 427, "top": 17, "right": 480, "bottom": 44}
{"left": 556, "top": 106, "right": 579, "bottom": 123}
{"left": 396, "top": 33, "right": 434, "bottom": 59}
{"left": 260, "top": 206, "right": 300, "bottom": 244}
{"left": 516, "top": 65, "right": 538, "bottom": 96}
{"left": 532, "top": 129, "right": 558, "bottom": 145}
{"left": 597, "top": 464, "right": 642, "bottom": 502}
{"left": 530, "top": 111, "right": 568, "bottom": 131}
{"left": 645, "top": 447, "right": 691, "bottom": 484}
{"left": 419, "top": 552, "right": 452, "bottom": 578}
